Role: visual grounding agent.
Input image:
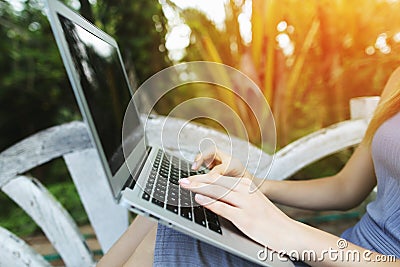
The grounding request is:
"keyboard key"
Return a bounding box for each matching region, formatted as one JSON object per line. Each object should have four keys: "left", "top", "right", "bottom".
{"left": 193, "top": 206, "right": 206, "bottom": 227}
{"left": 151, "top": 197, "right": 164, "bottom": 208}
{"left": 171, "top": 168, "right": 180, "bottom": 177}
{"left": 144, "top": 181, "right": 154, "bottom": 193}
{"left": 169, "top": 184, "right": 179, "bottom": 195}
{"left": 167, "top": 195, "right": 178, "bottom": 205}
{"left": 159, "top": 171, "right": 168, "bottom": 178}
{"left": 166, "top": 191, "right": 178, "bottom": 214}
{"left": 142, "top": 192, "right": 150, "bottom": 201}
{"left": 166, "top": 204, "right": 178, "bottom": 214}
{"left": 205, "top": 209, "right": 220, "bottom": 226}
{"left": 158, "top": 183, "right": 167, "bottom": 190}
{"left": 180, "top": 207, "right": 193, "bottom": 220}
{"left": 153, "top": 188, "right": 166, "bottom": 202}
{"left": 161, "top": 166, "right": 169, "bottom": 172}
{"left": 180, "top": 188, "right": 192, "bottom": 220}
{"left": 169, "top": 176, "right": 179, "bottom": 185}
{"left": 180, "top": 191, "right": 191, "bottom": 207}
{"left": 144, "top": 185, "right": 153, "bottom": 195}
{"left": 208, "top": 222, "right": 222, "bottom": 234}
{"left": 153, "top": 192, "right": 165, "bottom": 201}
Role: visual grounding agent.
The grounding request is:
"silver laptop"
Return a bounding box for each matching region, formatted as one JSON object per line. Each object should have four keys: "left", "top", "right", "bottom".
{"left": 44, "top": 1, "right": 294, "bottom": 266}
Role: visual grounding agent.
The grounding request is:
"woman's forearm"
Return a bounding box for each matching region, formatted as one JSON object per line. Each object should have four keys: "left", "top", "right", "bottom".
{"left": 268, "top": 219, "right": 399, "bottom": 266}
{"left": 257, "top": 143, "right": 376, "bottom": 211}
{"left": 258, "top": 176, "right": 354, "bottom": 211}
{"left": 97, "top": 216, "right": 156, "bottom": 267}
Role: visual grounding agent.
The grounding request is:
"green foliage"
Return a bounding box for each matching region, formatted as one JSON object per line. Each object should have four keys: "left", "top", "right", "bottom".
{"left": 172, "top": 0, "right": 400, "bottom": 148}
{"left": 0, "top": 0, "right": 170, "bottom": 151}
{"left": 94, "top": 0, "right": 170, "bottom": 84}
{"left": 0, "top": 0, "right": 78, "bottom": 152}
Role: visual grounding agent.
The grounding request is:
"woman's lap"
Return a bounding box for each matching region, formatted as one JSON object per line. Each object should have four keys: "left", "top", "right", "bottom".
{"left": 153, "top": 224, "right": 309, "bottom": 267}
{"left": 153, "top": 224, "right": 260, "bottom": 267}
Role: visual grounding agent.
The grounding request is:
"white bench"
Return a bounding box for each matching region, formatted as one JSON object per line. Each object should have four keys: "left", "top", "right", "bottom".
{"left": 0, "top": 97, "right": 379, "bottom": 266}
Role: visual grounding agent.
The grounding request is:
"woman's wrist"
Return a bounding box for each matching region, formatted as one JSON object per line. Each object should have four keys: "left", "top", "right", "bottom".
{"left": 258, "top": 213, "right": 300, "bottom": 253}
{"left": 256, "top": 178, "right": 276, "bottom": 198}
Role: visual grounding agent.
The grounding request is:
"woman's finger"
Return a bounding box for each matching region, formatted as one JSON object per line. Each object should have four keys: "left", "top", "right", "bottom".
{"left": 210, "top": 159, "right": 245, "bottom": 176}
{"left": 194, "top": 194, "right": 238, "bottom": 221}
{"left": 208, "top": 164, "right": 227, "bottom": 175}
{"left": 192, "top": 147, "right": 223, "bottom": 170}
{"left": 180, "top": 179, "right": 248, "bottom": 207}
{"left": 183, "top": 173, "right": 247, "bottom": 192}
{"left": 192, "top": 147, "right": 218, "bottom": 170}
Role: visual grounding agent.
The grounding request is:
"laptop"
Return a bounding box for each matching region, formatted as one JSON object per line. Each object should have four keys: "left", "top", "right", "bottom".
{"left": 44, "top": 1, "right": 294, "bottom": 266}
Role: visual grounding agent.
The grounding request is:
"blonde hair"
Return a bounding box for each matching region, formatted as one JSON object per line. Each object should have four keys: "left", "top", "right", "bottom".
{"left": 364, "top": 86, "right": 400, "bottom": 144}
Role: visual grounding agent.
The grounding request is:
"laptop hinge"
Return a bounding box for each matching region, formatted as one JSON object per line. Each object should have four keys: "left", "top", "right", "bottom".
{"left": 123, "top": 146, "right": 152, "bottom": 190}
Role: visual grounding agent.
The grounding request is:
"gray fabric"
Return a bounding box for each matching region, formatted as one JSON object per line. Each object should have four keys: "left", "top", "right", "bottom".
{"left": 153, "top": 224, "right": 310, "bottom": 267}
{"left": 341, "top": 111, "right": 400, "bottom": 257}
{"left": 153, "top": 224, "right": 261, "bottom": 267}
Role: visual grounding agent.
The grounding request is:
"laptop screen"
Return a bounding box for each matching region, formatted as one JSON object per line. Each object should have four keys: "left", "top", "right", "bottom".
{"left": 58, "top": 14, "right": 142, "bottom": 175}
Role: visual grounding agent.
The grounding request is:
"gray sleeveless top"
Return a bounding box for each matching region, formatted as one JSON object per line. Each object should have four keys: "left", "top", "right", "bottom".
{"left": 341, "top": 111, "right": 400, "bottom": 257}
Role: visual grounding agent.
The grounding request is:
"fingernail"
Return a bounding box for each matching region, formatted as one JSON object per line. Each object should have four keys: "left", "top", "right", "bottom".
{"left": 195, "top": 194, "right": 206, "bottom": 203}
{"left": 179, "top": 178, "right": 190, "bottom": 186}
{"left": 191, "top": 162, "right": 198, "bottom": 170}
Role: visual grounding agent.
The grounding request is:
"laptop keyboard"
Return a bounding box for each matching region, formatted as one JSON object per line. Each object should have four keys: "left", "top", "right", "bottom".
{"left": 142, "top": 150, "right": 222, "bottom": 235}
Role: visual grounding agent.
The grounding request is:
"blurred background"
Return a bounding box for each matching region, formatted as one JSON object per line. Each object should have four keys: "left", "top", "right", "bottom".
{"left": 1, "top": 0, "right": 400, "bottom": 239}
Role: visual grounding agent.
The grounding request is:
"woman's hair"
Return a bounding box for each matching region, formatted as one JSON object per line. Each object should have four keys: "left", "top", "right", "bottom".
{"left": 364, "top": 85, "right": 400, "bottom": 144}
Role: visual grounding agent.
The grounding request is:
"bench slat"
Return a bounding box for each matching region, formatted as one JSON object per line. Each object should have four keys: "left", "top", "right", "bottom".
{"left": 2, "top": 176, "right": 95, "bottom": 267}
{"left": 0, "top": 122, "right": 91, "bottom": 187}
{"left": 0, "top": 226, "right": 51, "bottom": 267}
{"left": 270, "top": 119, "right": 368, "bottom": 180}
{"left": 64, "top": 149, "right": 129, "bottom": 253}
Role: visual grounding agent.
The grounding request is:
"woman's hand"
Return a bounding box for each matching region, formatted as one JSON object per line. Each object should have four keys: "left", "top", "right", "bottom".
{"left": 179, "top": 173, "right": 295, "bottom": 252}
{"left": 191, "top": 147, "right": 253, "bottom": 179}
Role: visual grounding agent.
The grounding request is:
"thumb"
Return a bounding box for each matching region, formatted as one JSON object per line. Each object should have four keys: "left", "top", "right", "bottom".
{"left": 209, "top": 164, "right": 229, "bottom": 175}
